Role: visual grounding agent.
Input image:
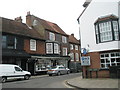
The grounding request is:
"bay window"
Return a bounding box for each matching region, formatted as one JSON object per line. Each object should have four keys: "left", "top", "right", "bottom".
{"left": 95, "top": 15, "right": 119, "bottom": 44}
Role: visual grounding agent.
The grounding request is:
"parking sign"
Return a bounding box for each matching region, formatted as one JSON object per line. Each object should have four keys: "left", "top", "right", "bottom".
{"left": 81, "top": 56, "right": 91, "bottom": 66}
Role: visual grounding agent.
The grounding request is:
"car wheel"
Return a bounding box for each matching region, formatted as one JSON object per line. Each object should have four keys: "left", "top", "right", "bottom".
{"left": 49, "top": 74, "right": 52, "bottom": 76}
{"left": 67, "top": 71, "right": 70, "bottom": 74}
{"left": 57, "top": 71, "right": 61, "bottom": 76}
{"left": 24, "top": 75, "right": 30, "bottom": 80}
{"left": 1, "top": 77, "right": 7, "bottom": 83}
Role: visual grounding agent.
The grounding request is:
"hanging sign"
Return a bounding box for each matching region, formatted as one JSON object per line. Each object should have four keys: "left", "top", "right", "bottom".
{"left": 81, "top": 56, "right": 91, "bottom": 66}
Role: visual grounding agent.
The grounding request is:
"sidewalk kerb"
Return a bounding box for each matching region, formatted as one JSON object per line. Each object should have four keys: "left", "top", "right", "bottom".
{"left": 64, "top": 80, "right": 88, "bottom": 90}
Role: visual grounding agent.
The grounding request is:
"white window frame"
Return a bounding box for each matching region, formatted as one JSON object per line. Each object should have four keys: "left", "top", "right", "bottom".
{"left": 46, "top": 43, "right": 53, "bottom": 54}
{"left": 100, "top": 52, "right": 120, "bottom": 69}
{"left": 62, "top": 36, "right": 67, "bottom": 43}
{"left": 70, "top": 44, "right": 73, "bottom": 50}
{"left": 30, "top": 39, "right": 36, "bottom": 51}
{"left": 75, "top": 53, "right": 79, "bottom": 61}
{"left": 63, "top": 48, "right": 67, "bottom": 56}
{"left": 70, "top": 53, "right": 74, "bottom": 61}
{"left": 75, "top": 45, "right": 78, "bottom": 50}
{"left": 54, "top": 43, "right": 59, "bottom": 54}
{"left": 49, "top": 32, "right": 55, "bottom": 41}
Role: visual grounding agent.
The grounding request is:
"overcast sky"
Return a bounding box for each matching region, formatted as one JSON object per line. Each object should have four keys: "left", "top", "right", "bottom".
{"left": 1, "top": 0, "right": 85, "bottom": 39}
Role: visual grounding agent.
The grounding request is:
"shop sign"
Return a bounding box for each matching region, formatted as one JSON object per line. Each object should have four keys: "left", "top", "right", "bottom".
{"left": 81, "top": 56, "right": 91, "bottom": 66}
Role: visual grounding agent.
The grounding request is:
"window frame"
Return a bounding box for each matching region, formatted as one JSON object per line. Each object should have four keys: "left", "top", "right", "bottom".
{"left": 63, "top": 47, "right": 67, "bottom": 56}
{"left": 46, "top": 43, "right": 53, "bottom": 54}
{"left": 30, "top": 39, "right": 36, "bottom": 51}
{"left": 62, "top": 36, "right": 67, "bottom": 43}
{"left": 49, "top": 32, "right": 55, "bottom": 41}
{"left": 95, "top": 18, "right": 120, "bottom": 44}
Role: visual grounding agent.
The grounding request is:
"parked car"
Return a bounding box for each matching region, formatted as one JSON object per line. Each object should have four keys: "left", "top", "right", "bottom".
{"left": 47, "top": 65, "right": 70, "bottom": 76}
{"left": 0, "top": 64, "right": 31, "bottom": 83}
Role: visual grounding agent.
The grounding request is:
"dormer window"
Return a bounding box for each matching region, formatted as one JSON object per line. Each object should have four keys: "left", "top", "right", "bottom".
{"left": 49, "top": 32, "right": 55, "bottom": 41}
{"left": 33, "top": 20, "right": 38, "bottom": 26}
{"left": 62, "top": 36, "right": 67, "bottom": 43}
{"left": 94, "top": 15, "right": 119, "bottom": 44}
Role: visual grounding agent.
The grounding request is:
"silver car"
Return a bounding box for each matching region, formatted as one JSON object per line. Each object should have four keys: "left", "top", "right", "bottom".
{"left": 47, "top": 65, "right": 70, "bottom": 76}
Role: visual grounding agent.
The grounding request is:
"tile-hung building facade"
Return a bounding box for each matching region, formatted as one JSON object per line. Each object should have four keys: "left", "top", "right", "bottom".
{"left": 77, "top": 0, "right": 120, "bottom": 78}
{"left": 26, "top": 12, "right": 70, "bottom": 74}
{"left": 69, "top": 34, "right": 81, "bottom": 72}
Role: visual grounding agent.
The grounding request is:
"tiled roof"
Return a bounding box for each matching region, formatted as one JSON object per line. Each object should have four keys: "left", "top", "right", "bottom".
{"left": 69, "top": 34, "right": 80, "bottom": 44}
{"left": 2, "top": 17, "right": 45, "bottom": 40}
{"left": 33, "top": 16, "right": 68, "bottom": 36}
{"left": 95, "top": 14, "right": 118, "bottom": 24}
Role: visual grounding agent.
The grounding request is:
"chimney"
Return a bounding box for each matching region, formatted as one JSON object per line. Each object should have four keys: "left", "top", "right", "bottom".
{"left": 15, "top": 16, "right": 22, "bottom": 23}
{"left": 71, "top": 33, "right": 74, "bottom": 37}
{"left": 26, "top": 11, "right": 32, "bottom": 27}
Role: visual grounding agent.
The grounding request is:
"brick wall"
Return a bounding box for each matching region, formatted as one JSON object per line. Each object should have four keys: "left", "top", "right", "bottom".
{"left": 24, "top": 38, "right": 45, "bottom": 55}
{"left": 82, "top": 52, "right": 110, "bottom": 78}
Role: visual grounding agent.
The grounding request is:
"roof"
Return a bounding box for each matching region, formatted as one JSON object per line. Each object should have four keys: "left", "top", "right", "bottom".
{"left": 69, "top": 34, "right": 80, "bottom": 45}
{"left": 2, "top": 17, "right": 45, "bottom": 40}
{"left": 95, "top": 14, "right": 118, "bottom": 24}
{"left": 33, "top": 15, "right": 68, "bottom": 36}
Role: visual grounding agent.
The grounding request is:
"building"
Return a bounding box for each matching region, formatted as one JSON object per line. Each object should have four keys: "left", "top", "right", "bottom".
{"left": 26, "top": 12, "right": 70, "bottom": 74}
{"left": 77, "top": 0, "right": 120, "bottom": 78}
{"left": 1, "top": 17, "right": 31, "bottom": 70}
{"left": 69, "top": 34, "right": 81, "bottom": 72}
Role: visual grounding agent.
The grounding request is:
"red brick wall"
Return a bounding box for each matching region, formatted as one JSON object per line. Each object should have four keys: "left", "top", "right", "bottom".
{"left": 24, "top": 38, "right": 45, "bottom": 55}
{"left": 82, "top": 52, "right": 110, "bottom": 78}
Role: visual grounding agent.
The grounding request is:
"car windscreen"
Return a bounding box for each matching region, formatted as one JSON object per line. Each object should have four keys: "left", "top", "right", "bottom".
{"left": 51, "top": 66, "right": 57, "bottom": 69}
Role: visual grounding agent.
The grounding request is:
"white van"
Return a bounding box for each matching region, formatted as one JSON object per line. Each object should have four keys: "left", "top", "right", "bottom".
{"left": 0, "top": 64, "right": 31, "bottom": 83}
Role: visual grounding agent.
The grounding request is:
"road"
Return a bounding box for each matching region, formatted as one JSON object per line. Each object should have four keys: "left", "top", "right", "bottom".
{"left": 2, "top": 73, "right": 81, "bottom": 89}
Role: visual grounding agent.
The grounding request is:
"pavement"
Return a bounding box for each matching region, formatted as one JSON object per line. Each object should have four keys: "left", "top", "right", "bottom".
{"left": 30, "top": 74, "right": 120, "bottom": 89}
{"left": 65, "top": 75, "right": 120, "bottom": 90}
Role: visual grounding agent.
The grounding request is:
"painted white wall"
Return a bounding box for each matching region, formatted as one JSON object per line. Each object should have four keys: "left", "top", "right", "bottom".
{"left": 79, "top": 0, "right": 120, "bottom": 52}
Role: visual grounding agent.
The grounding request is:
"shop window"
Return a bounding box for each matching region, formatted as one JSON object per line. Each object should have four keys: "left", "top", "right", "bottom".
{"left": 2, "top": 36, "right": 7, "bottom": 48}
{"left": 30, "top": 39, "right": 36, "bottom": 51}
{"left": 100, "top": 52, "right": 120, "bottom": 69}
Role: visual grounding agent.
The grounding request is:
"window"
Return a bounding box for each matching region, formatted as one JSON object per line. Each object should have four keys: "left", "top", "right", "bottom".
{"left": 30, "top": 39, "right": 36, "bottom": 51}
{"left": 75, "top": 45, "right": 78, "bottom": 50}
{"left": 54, "top": 43, "right": 59, "bottom": 54}
{"left": 33, "top": 20, "right": 38, "bottom": 26}
{"left": 95, "top": 15, "right": 119, "bottom": 44}
{"left": 62, "top": 36, "right": 67, "bottom": 43}
{"left": 49, "top": 32, "right": 55, "bottom": 41}
{"left": 100, "top": 52, "right": 120, "bottom": 69}
{"left": 75, "top": 53, "right": 79, "bottom": 61}
{"left": 46, "top": 43, "right": 53, "bottom": 54}
{"left": 70, "top": 53, "right": 74, "bottom": 61}
{"left": 15, "top": 67, "right": 22, "bottom": 72}
{"left": 63, "top": 48, "right": 67, "bottom": 56}
{"left": 70, "top": 44, "right": 73, "bottom": 50}
{"left": 2, "top": 36, "right": 7, "bottom": 48}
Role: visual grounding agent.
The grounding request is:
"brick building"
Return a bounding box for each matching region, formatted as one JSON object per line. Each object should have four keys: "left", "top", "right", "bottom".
{"left": 77, "top": 0, "right": 120, "bottom": 78}
{"left": 69, "top": 34, "right": 81, "bottom": 72}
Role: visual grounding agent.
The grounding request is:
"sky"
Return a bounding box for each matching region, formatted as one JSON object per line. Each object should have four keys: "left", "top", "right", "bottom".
{"left": 1, "top": 0, "right": 85, "bottom": 39}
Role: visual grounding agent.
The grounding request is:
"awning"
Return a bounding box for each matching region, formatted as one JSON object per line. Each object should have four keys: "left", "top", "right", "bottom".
{"left": 31, "top": 56, "right": 71, "bottom": 61}
{"left": 2, "top": 49, "right": 30, "bottom": 57}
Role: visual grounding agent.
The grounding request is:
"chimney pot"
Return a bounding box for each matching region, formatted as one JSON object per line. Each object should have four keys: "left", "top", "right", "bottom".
{"left": 15, "top": 16, "right": 22, "bottom": 23}
{"left": 27, "top": 11, "right": 31, "bottom": 15}
{"left": 71, "top": 33, "right": 74, "bottom": 37}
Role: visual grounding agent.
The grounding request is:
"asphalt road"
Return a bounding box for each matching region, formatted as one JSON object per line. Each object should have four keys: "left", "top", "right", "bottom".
{"left": 2, "top": 73, "right": 81, "bottom": 89}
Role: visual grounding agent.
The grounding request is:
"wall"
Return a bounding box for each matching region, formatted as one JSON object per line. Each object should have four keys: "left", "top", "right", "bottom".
{"left": 79, "top": 0, "right": 120, "bottom": 52}
{"left": 24, "top": 38, "right": 45, "bottom": 55}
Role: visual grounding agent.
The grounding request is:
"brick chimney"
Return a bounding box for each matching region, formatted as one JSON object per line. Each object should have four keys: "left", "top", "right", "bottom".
{"left": 26, "top": 11, "right": 32, "bottom": 27}
{"left": 15, "top": 16, "right": 22, "bottom": 23}
{"left": 71, "top": 33, "right": 74, "bottom": 37}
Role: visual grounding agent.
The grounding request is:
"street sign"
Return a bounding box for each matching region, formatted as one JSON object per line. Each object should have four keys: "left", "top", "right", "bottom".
{"left": 81, "top": 56, "right": 91, "bottom": 66}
